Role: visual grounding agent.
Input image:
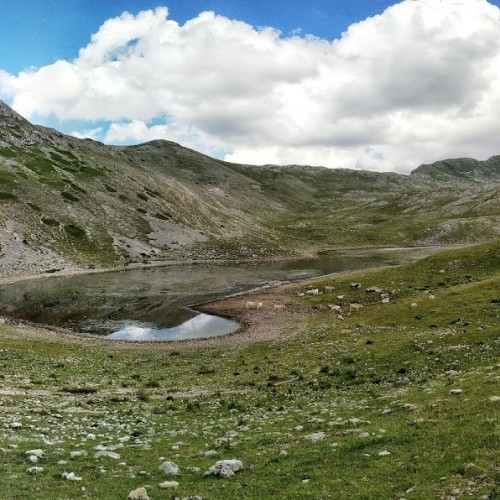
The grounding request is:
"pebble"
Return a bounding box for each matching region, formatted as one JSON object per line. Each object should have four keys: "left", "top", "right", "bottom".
{"left": 450, "top": 389, "right": 463, "bottom": 395}
{"left": 378, "top": 450, "right": 391, "bottom": 457}
{"left": 489, "top": 396, "right": 500, "bottom": 402}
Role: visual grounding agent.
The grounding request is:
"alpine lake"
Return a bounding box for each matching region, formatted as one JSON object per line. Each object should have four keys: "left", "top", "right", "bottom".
{"left": 0, "top": 247, "right": 443, "bottom": 341}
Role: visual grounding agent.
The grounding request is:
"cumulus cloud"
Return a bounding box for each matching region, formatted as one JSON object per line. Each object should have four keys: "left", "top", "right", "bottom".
{"left": 1, "top": 1, "right": 500, "bottom": 172}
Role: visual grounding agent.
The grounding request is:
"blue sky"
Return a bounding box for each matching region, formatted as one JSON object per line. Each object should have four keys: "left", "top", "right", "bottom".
{"left": 1, "top": 0, "right": 402, "bottom": 73}
{"left": 2, "top": 1, "right": 500, "bottom": 172}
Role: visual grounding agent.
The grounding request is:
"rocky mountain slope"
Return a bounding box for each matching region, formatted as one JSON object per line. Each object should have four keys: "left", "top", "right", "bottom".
{"left": 1, "top": 99, "right": 500, "bottom": 276}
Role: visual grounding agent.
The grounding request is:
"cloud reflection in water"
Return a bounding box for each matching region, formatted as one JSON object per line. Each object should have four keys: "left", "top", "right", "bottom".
{"left": 106, "top": 313, "right": 239, "bottom": 341}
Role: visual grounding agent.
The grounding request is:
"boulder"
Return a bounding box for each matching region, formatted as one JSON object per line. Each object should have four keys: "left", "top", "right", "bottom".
{"left": 127, "top": 487, "right": 150, "bottom": 499}
{"left": 159, "top": 460, "right": 180, "bottom": 475}
{"left": 204, "top": 459, "right": 244, "bottom": 478}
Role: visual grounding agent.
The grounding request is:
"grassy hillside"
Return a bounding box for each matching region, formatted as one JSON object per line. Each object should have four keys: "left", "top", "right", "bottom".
{"left": 0, "top": 242, "right": 498, "bottom": 498}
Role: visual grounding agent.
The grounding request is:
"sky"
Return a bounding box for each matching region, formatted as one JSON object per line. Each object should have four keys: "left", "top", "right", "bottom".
{"left": 1, "top": 0, "right": 500, "bottom": 173}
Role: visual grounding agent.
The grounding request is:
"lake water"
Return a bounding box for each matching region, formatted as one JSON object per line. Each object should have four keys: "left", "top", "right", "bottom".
{"left": 0, "top": 247, "right": 440, "bottom": 341}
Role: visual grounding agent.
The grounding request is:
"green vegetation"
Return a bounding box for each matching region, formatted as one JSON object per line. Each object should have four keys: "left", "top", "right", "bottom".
{"left": 0, "top": 191, "right": 18, "bottom": 201}
{"left": 61, "top": 191, "right": 80, "bottom": 202}
{"left": 41, "top": 218, "right": 60, "bottom": 227}
{"left": 64, "top": 223, "right": 86, "bottom": 239}
{"left": 0, "top": 242, "right": 498, "bottom": 498}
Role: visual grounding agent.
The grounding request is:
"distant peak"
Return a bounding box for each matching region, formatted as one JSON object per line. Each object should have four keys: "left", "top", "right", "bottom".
{"left": 0, "top": 99, "right": 27, "bottom": 122}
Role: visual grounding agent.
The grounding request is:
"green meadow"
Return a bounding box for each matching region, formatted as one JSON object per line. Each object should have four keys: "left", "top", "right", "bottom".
{"left": 0, "top": 241, "right": 498, "bottom": 499}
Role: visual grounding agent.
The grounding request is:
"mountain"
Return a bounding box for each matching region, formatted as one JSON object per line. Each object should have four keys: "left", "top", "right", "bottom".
{"left": 411, "top": 156, "right": 500, "bottom": 182}
{"left": 1, "top": 99, "right": 500, "bottom": 277}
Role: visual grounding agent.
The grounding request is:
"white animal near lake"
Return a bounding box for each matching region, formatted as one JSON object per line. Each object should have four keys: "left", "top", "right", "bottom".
{"left": 324, "top": 286, "right": 335, "bottom": 293}
{"left": 245, "top": 301, "right": 263, "bottom": 309}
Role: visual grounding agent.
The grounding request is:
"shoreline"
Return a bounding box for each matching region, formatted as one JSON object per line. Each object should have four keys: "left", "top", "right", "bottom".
{"left": 0, "top": 243, "right": 466, "bottom": 348}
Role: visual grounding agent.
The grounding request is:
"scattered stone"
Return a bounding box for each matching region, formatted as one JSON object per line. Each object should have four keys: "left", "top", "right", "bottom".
{"left": 85, "top": 433, "right": 96, "bottom": 440}
{"left": 62, "top": 471, "right": 82, "bottom": 481}
{"left": 26, "top": 466, "right": 44, "bottom": 474}
{"left": 25, "top": 449, "right": 44, "bottom": 460}
{"left": 9, "top": 422, "right": 22, "bottom": 429}
{"left": 94, "top": 451, "right": 121, "bottom": 460}
{"left": 488, "top": 396, "right": 500, "bottom": 402}
{"left": 70, "top": 450, "right": 88, "bottom": 458}
{"left": 378, "top": 450, "right": 391, "bottom": 457}
{"left": 204, "top": 450, "right": 218, "bottom": 457}
{"left": 187, "top": 467, "right": 201, "bottom": 473}
{"left": 159, "top": 481, "right": 179, "bottom": 489}
{"left": 450, "top": 389, "right": 463, "bottom": 395}
{"left": 159, "top": 461, "right": 180, "bottom": 476}
{"left": 304, "top": 432, "right": 326, "bottom": 442}
{"left": 127, "top": 487, "right": 150, "bottom": 499}
{"left": 204, "top": 459, "right": 244, "bottom": 478}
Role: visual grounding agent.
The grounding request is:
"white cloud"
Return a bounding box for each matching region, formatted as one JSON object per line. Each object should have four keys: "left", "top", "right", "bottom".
{"left": 70, "top": 127, "right": 103, "bottom": 141}
{"left": 1, "top": 1, "right": 500, "bottom": 172}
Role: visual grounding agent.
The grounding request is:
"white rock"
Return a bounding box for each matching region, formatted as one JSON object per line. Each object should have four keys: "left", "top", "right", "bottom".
{"left": 26, "top": 466, "right": 44, "bottom": 474}
{"left": 378, "top": 450, "right": 391, "bottom": 457}
{"left": 450, "top": 389, "right": 463, "bottom": 395}
{"left": 57, "top": 460, "right": 68, "bottom": 465}
{"left": 62, "top": 471, "right": 82, "bottom": 481}
{"left": 26, "top": 449, "right": 44, "bottom": 459}
{"left": 204, "top": 459, "right": 244, "bottom": 478}
{"left": 159, "top": 481, "right": 179, "bottom": 489}
{"left": 204, "top": 450, "right": 218, "bottom": 457}
{"left": 159, "top": 461, "right": 180, "bottom": 475}
{"left": 70, "top": 450, "right": 88, "bottom": 458}
{"left": 127, "top": 487, "right": 150, "bottom": 499}
{"left": 9, "top": 422, "right": 22, "bottom": 429}
{"left": 94, "top": 451, "right": 121, "bottom": 459}
{"left": 86, "top": 433, "right": 96, "bottom": 440}
{"left": 488, "top": 396, "right": 500, "bottom": 402}
{"left": 304, "top": 432, "right": 326, "bottom": 442}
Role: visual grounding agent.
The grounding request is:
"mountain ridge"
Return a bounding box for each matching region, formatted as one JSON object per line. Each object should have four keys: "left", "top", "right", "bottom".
{"left": 1, "top": 99, "right": 500, "bottom": 277}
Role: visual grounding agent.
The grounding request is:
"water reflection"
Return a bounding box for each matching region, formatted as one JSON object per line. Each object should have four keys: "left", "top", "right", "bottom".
{"left": 106, "top": 313, "right": 239, "bottom": 341}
